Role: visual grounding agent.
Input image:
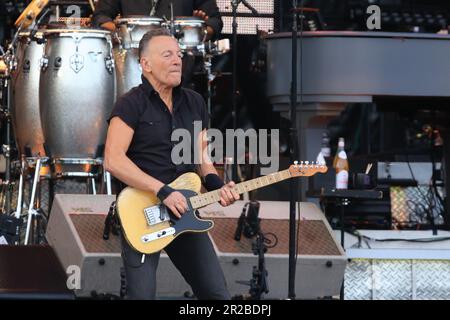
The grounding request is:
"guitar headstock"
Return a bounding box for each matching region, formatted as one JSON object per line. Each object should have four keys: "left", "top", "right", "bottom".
{"left": 289, "top": 161, "right": 328, "bottom": 177}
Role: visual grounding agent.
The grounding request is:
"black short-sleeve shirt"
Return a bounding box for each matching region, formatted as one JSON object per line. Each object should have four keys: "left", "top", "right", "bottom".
{"left": 109, "top": 75, "right": 209, "bottom": 185}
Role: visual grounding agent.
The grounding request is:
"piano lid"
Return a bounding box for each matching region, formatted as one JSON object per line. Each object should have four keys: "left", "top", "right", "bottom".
{"left": 266, "top": 31, "right": 450, "bottom": 104}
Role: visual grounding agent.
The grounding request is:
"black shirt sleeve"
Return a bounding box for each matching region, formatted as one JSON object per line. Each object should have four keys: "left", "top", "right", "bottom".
{"left": 92, "top": 0, "right": 121, "bottom": 27}
{"left": 108, "top": 95, "right": 141, "bottom": 130}
{"left": 194, "top": 0, "right": 223, "bottom": 40}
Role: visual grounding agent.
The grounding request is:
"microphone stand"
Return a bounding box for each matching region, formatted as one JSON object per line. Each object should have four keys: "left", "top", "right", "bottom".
{"left": 288, "top": 0, "right": 304, "bottom": 300}
{"left": 230, "top": 0, "right": 258, "bottom": 182}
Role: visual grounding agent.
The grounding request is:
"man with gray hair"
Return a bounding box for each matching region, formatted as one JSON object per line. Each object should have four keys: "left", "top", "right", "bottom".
{"left": 104, "top": 29, "right": 238, "bottom": 300}
{"left": 93, "top": 0, "right": 223, "bottom": 91}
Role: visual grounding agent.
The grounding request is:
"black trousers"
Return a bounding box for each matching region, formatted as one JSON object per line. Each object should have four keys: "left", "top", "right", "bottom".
{"left": 121, "top": 231, "right": 230, "bottom": 300}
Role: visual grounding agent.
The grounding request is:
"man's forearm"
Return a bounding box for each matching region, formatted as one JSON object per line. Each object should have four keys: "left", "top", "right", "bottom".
{"left": 93, "top": 14, "right": 114, "bottom": 28}
{"left": 196, "top": 0, "right": 223, "bottom": 39}
{"left": 105, "top": 153, "right": 164, "bottom": 194}
{"left": 101, "top": 21, "right": 117, "bottom": 32}
{"left": 205, "top": 17, "right": 222, "bottom": 40}
{"left": 206, "top": 26, "right": 214, "bottom": 41}
{"left": 199, "top": 161, "right": 219, "bottom": 178}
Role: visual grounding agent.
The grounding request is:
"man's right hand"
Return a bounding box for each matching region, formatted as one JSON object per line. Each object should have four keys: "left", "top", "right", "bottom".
{"left": 101, "top": 21, "right": 117, "bottom": 32}
{"left": 162, "top": 191, "right": 188, "bottom": 218}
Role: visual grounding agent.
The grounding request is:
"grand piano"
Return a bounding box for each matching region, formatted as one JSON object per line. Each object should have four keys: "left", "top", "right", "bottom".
{"left": 266, "top": 31, "right": 450, "bottom": 224}
{"left": 267, "top": 31, "right": 450, "bottom": 103}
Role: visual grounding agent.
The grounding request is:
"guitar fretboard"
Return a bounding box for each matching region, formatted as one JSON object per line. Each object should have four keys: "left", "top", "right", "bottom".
{"left": 189, "top": 169, "right": 292, "bottom": 209}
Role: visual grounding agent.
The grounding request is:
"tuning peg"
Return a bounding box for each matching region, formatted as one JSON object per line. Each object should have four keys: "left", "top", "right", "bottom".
{"left": 305, "top": 161, "right": 309, "bottom": 166}
{"left": 294, "top": 160, "right": 298, "bottom": 166}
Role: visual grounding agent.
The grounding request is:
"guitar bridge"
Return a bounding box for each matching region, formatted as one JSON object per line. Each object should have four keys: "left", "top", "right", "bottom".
{"left": 143, "top": 204, "right": 170, "bottom": 226}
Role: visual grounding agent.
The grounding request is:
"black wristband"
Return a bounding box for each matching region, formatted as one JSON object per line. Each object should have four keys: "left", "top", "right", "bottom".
{"left": 156, "top": 185, "right": 175, "bottom": 202}
{"left": 204, "top": 174, "right": 225, "bottom": 191}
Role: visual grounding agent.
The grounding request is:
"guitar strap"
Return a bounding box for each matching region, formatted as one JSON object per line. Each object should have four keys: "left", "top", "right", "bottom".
{"left": 103, "top": 201, "right": 121, "bottom": 240}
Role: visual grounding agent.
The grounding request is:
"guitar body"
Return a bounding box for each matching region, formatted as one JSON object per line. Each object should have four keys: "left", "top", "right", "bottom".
{"left": 116, "top": 172, "right": 214, "bottom": 254}
{"left": 115, "top": 163, "right": 327, "bottom": 254}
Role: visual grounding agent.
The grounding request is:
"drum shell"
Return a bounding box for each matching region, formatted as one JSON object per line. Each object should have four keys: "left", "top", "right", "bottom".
{"left": 172, "top": 18, "right": 206, "bottom": 53}
{"left": 12, "top": 34, "right": 46, "bottom": 157}
{"left": 117, "top": 17, "right": 163, "bottom": 49}
{"left": 115, "top": 17, "right": 162, "bottom": 98}
{"left": 113, "top": 47, "right": 141, "bottom": 99}
{"left": 39, "top": 30, "right": 115, "bottom": 159}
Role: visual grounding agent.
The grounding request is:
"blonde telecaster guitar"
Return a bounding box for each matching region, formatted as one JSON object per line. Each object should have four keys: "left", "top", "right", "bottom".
{"left": 116, "top": 162, "right": 328, "bottom": 254}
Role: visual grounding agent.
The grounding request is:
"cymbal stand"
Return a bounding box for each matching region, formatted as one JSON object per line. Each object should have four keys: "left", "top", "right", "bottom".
{"left": 14, "top": 157, "right": 26, "bottom": 220}
{"left": 0, "top": 19, "right": 25, "bottom": 214}
{"left": 203, "top": 47, "right": 216, "bottom": 126}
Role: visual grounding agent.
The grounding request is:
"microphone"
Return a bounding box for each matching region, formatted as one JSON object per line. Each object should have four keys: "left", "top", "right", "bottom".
{"left": 241, "top": 0, "right": 258, "bottom": 16}
{"left": 234, "top": 204, "right": 247, "bottom": 241}
{"left": 243, "top": 200, "right": 260, "bottom": 238}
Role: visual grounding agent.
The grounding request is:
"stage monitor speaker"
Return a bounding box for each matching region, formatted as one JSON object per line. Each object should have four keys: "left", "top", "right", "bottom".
{"left": 157, "top": 201, "right": 347, "bottom": 300}
{"left": 47, "top": 195, "right": 346, "bottom": 299}
{"left": 0, "top": 245, "right": 73, "bottom": 299}
{"left": 45, "top": 194, "right": 122, "bottom": 298}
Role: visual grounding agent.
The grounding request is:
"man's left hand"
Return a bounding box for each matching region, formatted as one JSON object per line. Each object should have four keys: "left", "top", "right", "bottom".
{"left": 193, "top": 9, "right": 214, "bottom": 39}
{"left": 219, "top": 181, "right": 240, "bottom": 207}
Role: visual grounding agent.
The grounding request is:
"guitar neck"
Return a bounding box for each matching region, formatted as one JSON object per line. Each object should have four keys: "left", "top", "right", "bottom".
{"left": 189, "top": 169, "right": 292, "bottom": 210}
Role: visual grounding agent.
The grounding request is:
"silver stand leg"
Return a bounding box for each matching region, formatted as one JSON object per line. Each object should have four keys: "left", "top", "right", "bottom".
{"left": 204, "top": 53, "right": 214, "bottom": 127}
{"left": 91, "top": 177, "right": 97, "bottom": 195}
{"left": 105, "top": 171, "right": 112, "bottom": 195}
{"left": 14, "top": 158, "right": 26, "bottom": 219}
{"left": 24, "top": 158, "right": 41, "bottom": 245}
